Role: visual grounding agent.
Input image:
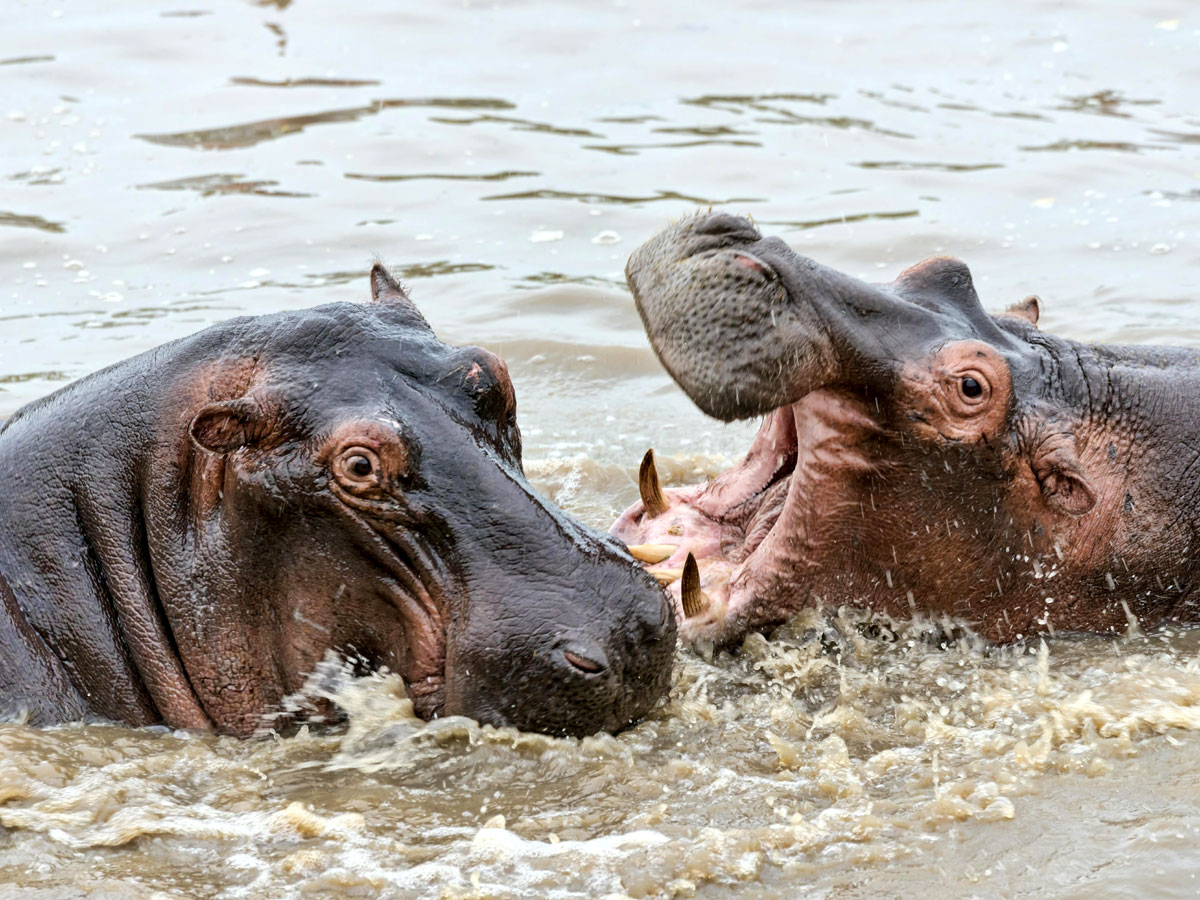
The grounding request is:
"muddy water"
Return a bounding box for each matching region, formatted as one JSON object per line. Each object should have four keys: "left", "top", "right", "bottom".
{"left": 4, "top": 0, "right": 1200, "bottom": 896}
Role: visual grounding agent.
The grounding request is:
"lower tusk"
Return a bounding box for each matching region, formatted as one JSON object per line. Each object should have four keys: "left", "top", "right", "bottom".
{"left": 627, "top": 544, "right": 677, "bottom": 564}
{"left": 681, "top": 553, "right": 708, "bottom": 619}
{"left": 648, "top": 567, "right": 683, "bottom": 586}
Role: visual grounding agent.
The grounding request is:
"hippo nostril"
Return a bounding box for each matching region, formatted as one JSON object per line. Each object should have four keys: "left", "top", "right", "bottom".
{"left": 732, "top": 252, "right": 773, "bottom": 277}
{"left": 563, "top": 649, "right": 605, "bottom": 674}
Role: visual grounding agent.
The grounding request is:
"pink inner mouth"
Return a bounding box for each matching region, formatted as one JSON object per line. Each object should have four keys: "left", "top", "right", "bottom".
{"left": 612, "top": 404, "right": 803, "bottom": 643}
{"left": 611, "top": 390, "right": 880, "bottom": 646}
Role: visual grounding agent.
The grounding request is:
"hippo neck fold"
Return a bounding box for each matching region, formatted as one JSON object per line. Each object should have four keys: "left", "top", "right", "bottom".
{"left": 0, "top": 358, "right": 212, "bottom": 729}
{"left": 0, "top": 332, "right": 323, "bottom": 734}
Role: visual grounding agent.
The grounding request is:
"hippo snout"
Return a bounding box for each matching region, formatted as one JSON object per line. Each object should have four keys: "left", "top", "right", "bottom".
{"left": 439, "top": 524, "right": 677, "bottom": 738}
{"left": 627, "top": 211, "right": 815, "bottom": 421}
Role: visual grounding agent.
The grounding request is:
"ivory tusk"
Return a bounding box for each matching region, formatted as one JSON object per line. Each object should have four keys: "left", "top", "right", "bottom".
{"left": 627, "top": 543, "right": 677, "bottom": 564}
{"left": 681, "top": 552, "right": 708, "bottom": 619}
{"left": 638, "top": 449, "right": 669, "bottom": 518}
{"left": 647, "top": 567, "right": 683, "bottom": 586}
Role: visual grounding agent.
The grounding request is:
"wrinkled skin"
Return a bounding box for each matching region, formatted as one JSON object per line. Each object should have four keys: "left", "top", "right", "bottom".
{"left": 613, "top": 211, "right": 1200, "bottom": 647}
{"left": 0, "top": 265, "right": 674, "bottom": 737}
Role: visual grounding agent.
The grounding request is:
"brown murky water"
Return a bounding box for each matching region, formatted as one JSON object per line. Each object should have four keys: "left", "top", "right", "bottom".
{"left": 4, "top": 1, "right": 1200, "bottom": 896}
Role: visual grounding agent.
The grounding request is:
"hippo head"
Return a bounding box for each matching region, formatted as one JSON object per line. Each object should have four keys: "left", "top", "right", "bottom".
{"left": 613, "top": 212, "right": 1108, "bottom": 646}
{"left": 155, "top": 265, "right": 674, "bottom": 736}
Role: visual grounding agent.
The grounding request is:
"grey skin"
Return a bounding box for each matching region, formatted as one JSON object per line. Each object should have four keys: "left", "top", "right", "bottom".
{"left": 0, "top": 265, "right": 675, "bottom": 737}
{"left": 614, "top": 211, "right": 1200, "bottom": 647}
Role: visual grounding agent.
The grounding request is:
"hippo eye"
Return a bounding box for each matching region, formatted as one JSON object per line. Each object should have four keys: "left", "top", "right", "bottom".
{"left": 333, "top": 445, "right": 383, "bottom": 488}
{"left": 949, "top": 369, "right": 991, "bottom": 413}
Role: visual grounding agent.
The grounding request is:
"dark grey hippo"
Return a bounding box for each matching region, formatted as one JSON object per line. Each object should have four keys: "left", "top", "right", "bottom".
{"left": 0, "top": 265, "right": 675, "bottom": 737}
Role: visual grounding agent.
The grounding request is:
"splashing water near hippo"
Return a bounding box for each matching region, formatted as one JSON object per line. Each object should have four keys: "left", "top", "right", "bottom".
{"left": 5, "top": 611, "right": 1200, "bottom": 897}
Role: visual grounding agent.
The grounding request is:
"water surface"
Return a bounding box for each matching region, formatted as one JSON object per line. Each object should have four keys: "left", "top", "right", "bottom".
{"left": 3, "top": 0, "right": 1200, "bottom": 896}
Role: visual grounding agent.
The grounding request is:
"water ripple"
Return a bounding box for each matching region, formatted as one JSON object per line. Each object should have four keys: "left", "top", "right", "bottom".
{"left": 346, "top": 170, "right": 539, "bottom": 183}
{"left": 0, "top": 212, "right": 65, "bottom": 233}
{"left": 482, "top": 188, "right": 764, "bottom": 205}
{"left": 136, "top": 97, "right": 516, "bottom": 150}
{"left": 136, "top": 173, "right": 312, "bottom": 198}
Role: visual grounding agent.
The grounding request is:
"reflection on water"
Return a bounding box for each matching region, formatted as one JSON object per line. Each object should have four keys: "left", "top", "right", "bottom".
{"left": 136, "top": 105, "right": 386, "bottom": 151}
{"left": 0, "top": 212, "right": 64, "bottom": 233}
{"left": 0, "top": 371, "right": 70, "bottom": 385}
{"left": 760, "top": 209, "right": 921, "bottom": 231}
{"left": 1055, "top": 89, "right": 1162, "bottom": 118}
{"left": 136, "top": 98, "right": 517, "bottom": 150}
{"left": 230, "top": 76, "right": 382, "bottom": 88}
{"left": 431, "top": 113, "right": 605, "bottom": 139}
{"left": 482, "top": 188, "right": 763, "bottom": 205}
{"left": 853, "top": 160, "right": 1003, "bottom": 171}
{"left": 4, "top": 0, "right": 1200, "bottom": 896}
{"left": 1021, "top": 138, "right": 1173, "bottom": 153}
{"left": 136, "top": 173, "right": 314, "bottom": 198}
{"left": 585, "top": 136, "right": 765, "bottom": 155}
{"left": 682, "top": 93, "right": 837, "bottom": 112}
{"left": 346, "top": 170, "right": 540, "bottom": 183}
{"left": 0, "top": 55, "right": 56, "bottom": 67}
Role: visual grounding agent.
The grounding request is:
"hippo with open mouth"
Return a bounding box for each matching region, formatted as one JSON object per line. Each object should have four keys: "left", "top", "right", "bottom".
{"left": 0, "top": 265, "right": 674, "bottom": 737}
{"left": 613, "top": 211, "right": 1200, "bottom": 647}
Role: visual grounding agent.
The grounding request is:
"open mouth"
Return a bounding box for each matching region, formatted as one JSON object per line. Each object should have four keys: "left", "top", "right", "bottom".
{"left": 612, "top": 389, "right": 882, "bottom": 646}
{"left": 611, "top": 403, "right": 805, "bottom": 645}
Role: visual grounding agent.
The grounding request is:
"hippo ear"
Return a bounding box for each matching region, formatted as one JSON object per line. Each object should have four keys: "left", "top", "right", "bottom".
{"left": 1004, "top": 295, "right": 1041, "bottom": 327}
{"left": 189, "top": 398, "right": 266, "bottom": 455}
{"left": 370, "top": 262, "right": 409, "bottom": 303}
{"left": 369, "top": 262, "right": 432, "bottom": 331}
{"left": 1032, "top": 434, "right": 1096, "bottom": 517}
